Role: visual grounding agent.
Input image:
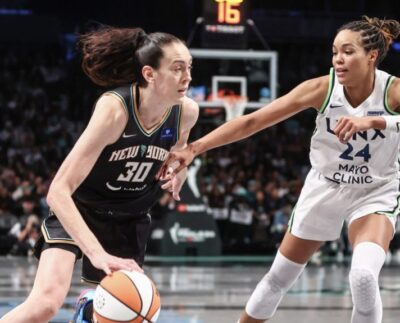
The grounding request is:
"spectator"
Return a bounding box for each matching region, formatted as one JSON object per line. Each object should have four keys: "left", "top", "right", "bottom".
{"left": 8, "top": 214, "right": 40, "bottom": 256}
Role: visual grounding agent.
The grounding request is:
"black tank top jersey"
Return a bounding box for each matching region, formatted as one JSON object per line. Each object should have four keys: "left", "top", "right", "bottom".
{"left": 73, "top": 84, "right": 182, "bottom": 214}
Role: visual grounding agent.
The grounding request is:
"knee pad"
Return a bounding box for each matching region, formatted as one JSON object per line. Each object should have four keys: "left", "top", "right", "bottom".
{"left": 245, "top": 273, "right": 284, "bottom": 319}
{"left": 349, "top": 242, "right": 386, "bottom": 318}
{"left": 245, "top": 251, "right": 305, "bottom": 320}
{"left": 349, "top": 268, "right": 378, "bottom": 315}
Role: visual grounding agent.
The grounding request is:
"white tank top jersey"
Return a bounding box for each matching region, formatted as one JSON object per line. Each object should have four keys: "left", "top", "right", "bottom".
{"left": 310, "top": 68, "right": 400, "bottom": 187}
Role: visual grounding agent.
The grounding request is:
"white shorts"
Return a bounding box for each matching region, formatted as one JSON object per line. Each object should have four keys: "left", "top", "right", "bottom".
{"left": 288, "top": 168, "right": 399, "bottom": 241}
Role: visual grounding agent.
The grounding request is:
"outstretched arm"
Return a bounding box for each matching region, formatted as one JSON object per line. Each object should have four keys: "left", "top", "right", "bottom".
{"left": 161, "top": 75, "right": 329, "bottom": 175}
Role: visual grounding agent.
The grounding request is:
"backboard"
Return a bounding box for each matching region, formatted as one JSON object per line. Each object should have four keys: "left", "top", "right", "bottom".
{"left": 188, "top": 49, "right": 278, "bottom": 111}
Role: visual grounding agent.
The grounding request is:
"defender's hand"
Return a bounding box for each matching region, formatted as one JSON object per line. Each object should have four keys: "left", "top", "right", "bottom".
{"left": 157, "top": 145, "right": 196, "bottom": 179}
{"left": 334, "top": 116, "right": 374, "bottom": 144}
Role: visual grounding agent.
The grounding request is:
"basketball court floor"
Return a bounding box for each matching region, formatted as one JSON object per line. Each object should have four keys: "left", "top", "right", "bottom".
{"left": 1, "top": 256, "right": 399, "bottom": 322}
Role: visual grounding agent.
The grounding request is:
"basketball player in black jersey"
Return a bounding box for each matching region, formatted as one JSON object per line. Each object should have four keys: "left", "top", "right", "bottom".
{"left": 0, "top": 27, "right": 198, "bottom": 323}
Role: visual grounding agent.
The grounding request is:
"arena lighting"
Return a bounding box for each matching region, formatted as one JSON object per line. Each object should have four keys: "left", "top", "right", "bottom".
{"left": 392, "top": 41, "right": 400, "bottom": 52}
{"left": 0, "top": 8, "right": 32, "bottom": 15}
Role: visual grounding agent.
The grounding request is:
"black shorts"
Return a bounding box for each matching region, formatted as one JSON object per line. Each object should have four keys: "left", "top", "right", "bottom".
{"left": 34, "top": 203, "right": 152, "bottom": 284}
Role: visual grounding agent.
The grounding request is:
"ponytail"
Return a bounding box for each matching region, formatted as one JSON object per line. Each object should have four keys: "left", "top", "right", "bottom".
{"left": 364, "top": 16, "right": 400, "bottom": 51}
{"left": 338, "top": 16, "right": 400, "bottom": 66}
{"left": 80, "top": 26, "right": 183, "bottom": 87}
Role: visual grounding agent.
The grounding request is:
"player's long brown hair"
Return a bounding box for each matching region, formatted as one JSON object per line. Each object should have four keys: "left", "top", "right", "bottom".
{"left": 79, "top": 26, "right": 183, "bottom": 87}
{"left": 338, "top": 16, "right": 400, "bottom": 66}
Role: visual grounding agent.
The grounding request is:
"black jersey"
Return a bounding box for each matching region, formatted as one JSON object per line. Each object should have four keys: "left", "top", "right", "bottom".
{"left": 73, "top": 84, "right": 182, "bottom": 214}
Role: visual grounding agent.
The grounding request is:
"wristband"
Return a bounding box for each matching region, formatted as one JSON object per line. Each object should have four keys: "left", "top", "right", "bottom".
{"left": 382, "top": 115, "right": 400, "bottom": 133}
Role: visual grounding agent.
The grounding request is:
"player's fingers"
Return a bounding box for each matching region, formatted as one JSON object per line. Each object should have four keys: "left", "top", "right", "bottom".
{"left": 161, "top": 181, "right": 172, "bottom": 190}
{"left": 334, "top": 120, "right": 350, "bottom": 142}
{"left": 121, "top": 259, "right": 143, "bottom": 273}
{"left": 110, "top": 259, "right": 136, "bottom": 273}
{"left": 159, "top": 173, "right": 172, "bottom": 181}
{"left": 172, "top": 177, "right": 183, "bottom": 200}
{"left": 343, "top": 125, "right": 356, "bottom": 143}
{"left": 333, "top": 117, "right": 347, "bottom": 134}
{"left": 156, "top": 156, "right": 174, "bottom": 180}
{"left": 103, "top": 264, "right": 112, "bottom": 276}
{"left": 155, "top": 163, "right": 167, "bottom": 180}
{"left": 172, "top": 191, "right": 181, "bottom": 201}
{"left": 338, "top": 123, "right": 353, "bottom": 142}
{"left": 131, "top": 262, "right": 144, "bottom": 273}
{"left": 172, "top": 163, "right": 186, "bottom": 176}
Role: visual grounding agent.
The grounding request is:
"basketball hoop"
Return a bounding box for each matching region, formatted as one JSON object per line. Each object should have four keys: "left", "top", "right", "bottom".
{"left": 221, "top": 95, "right": 248, "bottom": 122}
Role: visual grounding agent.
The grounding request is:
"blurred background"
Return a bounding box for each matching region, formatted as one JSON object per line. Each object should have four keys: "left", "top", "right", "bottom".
{"left": 1, "top": 0, "right": 400, "bottom": 263}
{"left": 2, "top": 1, "right": 400, "bottom": 322}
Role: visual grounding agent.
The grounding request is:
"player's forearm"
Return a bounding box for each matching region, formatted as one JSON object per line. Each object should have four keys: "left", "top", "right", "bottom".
{"left": 176, "top": 166, "right": 187, "bottom": 182}
{"left": 189, "top": 115, "right": 256, "bottom": 156}
{"left": 381, "top": 115, "right": 400, "bottom": 132}
{"left": 189, "top": 98, "right": 299, "bottom": 156}
{"left": 46, "top": 187, "right": 104, "bottom": 257}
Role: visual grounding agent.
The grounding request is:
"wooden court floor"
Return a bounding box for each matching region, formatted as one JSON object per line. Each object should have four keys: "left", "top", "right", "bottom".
{"left": 1, "top": 256, "right": 399, "bottom": 322}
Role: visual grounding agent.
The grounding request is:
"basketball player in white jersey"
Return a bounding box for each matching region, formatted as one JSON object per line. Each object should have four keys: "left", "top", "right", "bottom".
{"left": 160, "top": 16, "right": 400, "bottom": 323}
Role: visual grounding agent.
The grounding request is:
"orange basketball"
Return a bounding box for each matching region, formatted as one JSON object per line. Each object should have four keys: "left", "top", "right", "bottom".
{"left": 93, "top": 270, "right": 161, "bottom": 323}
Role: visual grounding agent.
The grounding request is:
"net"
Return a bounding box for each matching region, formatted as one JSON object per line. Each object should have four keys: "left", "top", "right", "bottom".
{"left": 220, "top": 95, "right": 248, "bottom": 122}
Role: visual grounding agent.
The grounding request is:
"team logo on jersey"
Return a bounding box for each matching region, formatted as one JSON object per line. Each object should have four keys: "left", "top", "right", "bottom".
{"left": 367, "top": 111, "right": 384, "bottom": 116}
{"left": 122, "top": 132, "right": 137, "bottom": 138}
{"left": 106, "top": 182, "right": 122, "bottom": 191}
{"left": 161, "top": 127, "right": 175, "bottom": 139}
{"left": 329, "top": 103, "right": 343, "bottom": 109}
{"left": 140, "top": 144, "right": 147, "bottom": 157}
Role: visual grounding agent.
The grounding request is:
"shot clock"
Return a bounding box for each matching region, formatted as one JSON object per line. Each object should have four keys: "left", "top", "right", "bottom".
{"left": 202, "top": 0, "right": 248, "bottom": 49}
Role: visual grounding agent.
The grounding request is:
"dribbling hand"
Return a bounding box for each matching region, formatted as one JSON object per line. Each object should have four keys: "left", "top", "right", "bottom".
{"left": 89, "top": 250, "right": 143, "bottom": 275}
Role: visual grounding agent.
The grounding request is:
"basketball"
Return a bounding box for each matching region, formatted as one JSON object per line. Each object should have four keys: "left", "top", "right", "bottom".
{"left": 93, "top": 270, "right": 161, "bottom": 323}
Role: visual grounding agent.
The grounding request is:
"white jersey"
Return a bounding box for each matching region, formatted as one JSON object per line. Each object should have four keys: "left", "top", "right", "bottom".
{"left": 310, "top": 68, "right": 400, "bottom": 187}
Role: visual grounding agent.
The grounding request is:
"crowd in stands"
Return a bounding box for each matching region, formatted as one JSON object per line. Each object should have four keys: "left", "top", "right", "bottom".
{"left": 1, "top": 47, "right": 399, "bottom": 264}
{"left": 0, "top": 48, "right": 88, "bottom": 255}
